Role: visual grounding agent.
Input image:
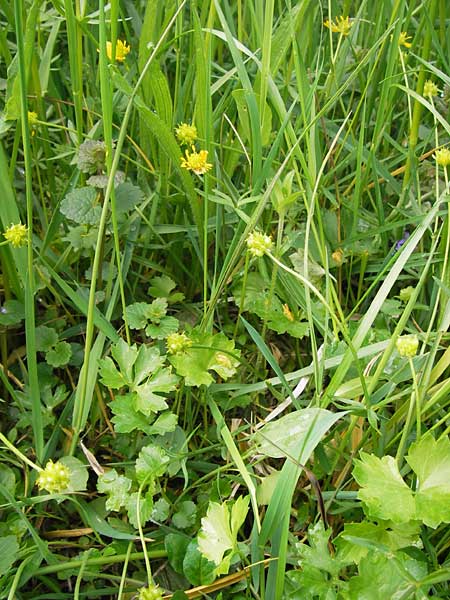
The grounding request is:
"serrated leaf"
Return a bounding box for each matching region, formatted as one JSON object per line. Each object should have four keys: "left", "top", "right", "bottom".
{"left": 133, "top": 345, "right": 165, "bottom": 385}
{"left": 97, "top": 469, "right": 132, "bottom": 511}
{"left": 172, "top": 501, "right": 197, "bottom": 529}
{"left": 145, "top": 315, "right": 179, "bottom": 339}
{"left": 125, "top": 302, "right": 152, "bottom": 330}
{"left": 152, "top": 497, "right": 171, "bottom": 522}
{"left": 98, "top": 356, "right": 127, "bottom": 389}
{"left": 254, "top": 408, "right": 346, "bottom": 459}
{"left": 147, "top": 297, "right": 168, "bottom": 323}
{"left": 146, "top": 411, "right": 178, "bottom": 436}
{"left": 109, "top": 394, "right": 153, "bottom": 434}
{"left": 353, "top": 453, "right": 415, "bottom": 523}
{"left": 115, "top": 181, "right": 143, "bottom": 213}
{"left": 60, "top": 456, "right": 88, "bottom": 492}
{"left": 296, "top": 522, "right": 348, "bottom": 578}
{"left": 135, "top": 445, "right": 170, "bottom": 484}
{"left": 148, "top": 275, "right": 185, "bottom": 304}
{"left": 406, "top": 432, "right": 450, "bottom": 528}
{"left": 111, "top": 339, "right": 138, "bottom": 383}
{"left": 0, "top": 299, "right": 24, "bottom": 326}
{"left": 60, "top": 187, "right": 102, "bottom": 225}
{"left": 135, "top": 382, "right": 169, "bottom": 416}
{"left": 46, "top": 341, "right": 72, "bottom": 367}
{"left": 35, "top": 325, "right": 58, "bottom": 352}
{"left": 125, "top": 491, "right": 154, "bottom": 529}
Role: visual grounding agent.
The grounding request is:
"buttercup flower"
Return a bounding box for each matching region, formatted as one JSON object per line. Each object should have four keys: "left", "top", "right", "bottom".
{"left": 434, "top": 148, "right": 450, "bottom": 167}
{"left": 398, "top": 31, "right": 412, "bottom": 48}
{"left": 175, "top": 123, "right": 197, "bottom": 146}
{"left": 4, "top": 223, "right": 28, "bottom": 248}
{"left": 396, "top": 334, "right": 419, "bottom": 358}
{"left": 37, "top": 460, "right": 71, "bottom": 494}
{"left": 324, "top": 16, "right": 353, "bottom": 36}
{"left": 106, "top": 40, "right": 130, "bottom": 62}
{"left": 166, "top": 332, "right": 192, "bottom": 355}
{"left": 246, "top": 231, "right": 273, "bottom": 257}
{"left": 138, "top": 584, "right": 163, "bottom": 600}
{"left": 180, "top": 146, "right": 212, "bottom": 175}
{"left": 423, "top": 80, "right": 439, "bottom": 98}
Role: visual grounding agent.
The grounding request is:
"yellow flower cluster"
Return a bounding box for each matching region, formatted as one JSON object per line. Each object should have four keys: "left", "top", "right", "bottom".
{"left": 166, "top": 332, "right": 192, "bottom": 355}
{"left": 175, "top": 122, "right": 198, "bottom": 146}
{"left": 37, "top": 460, "right": 71, "bottom": 494}
{"left": 324, "top": 15, "right": 353, "bottom": 36}
{"left": 398, "top": 31, "right": 412, "bottom": 48}
{"left": 396, "top": 334, "right": 419, "bottom": 358}
{"left": 106, "top": 40, "right": 130, "bottom": 62}
{"left": 423, "top": 80, "right": 439, "bottom": 98}
{"left": 180, "top": 146, "right": 212, "bottom": 175}
{"left": 4, "top": 223, "right": 28, "bottom": 248}
{"left": 434, "top": 148, "right": 450, "bottom": 168}
{"left": 246, "top": 231, "right": 273, "bottom": 257}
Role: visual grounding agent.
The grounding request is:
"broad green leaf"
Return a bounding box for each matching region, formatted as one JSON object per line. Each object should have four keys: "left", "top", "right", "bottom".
{"left": 407, "top": 433, "right": 450, "bottom": 528}
{"left": 183, "top": 539, "right": 216, "bottom": 586}
{"left": 60, "top": 187, "right": 102, "bottom": 225}
{"left": 0, "top": 535, "right": 19, "bottom": 576}
{"left": 98, "top": 356, "right": 127, "bottom": 389}
{"left": 111, "top": 339, "right": 138, "bottom": 383}
{"left": 146, "top": 411, "right": 178, "bottom": 436}
{"left": 165, "top": 533, "right": 191, "bottom": 575}
{"left": 254, "top": 408, "right": 345, "bottom": 459}
{"left": 35, "top": 325, "right": 58, "bottom": 352}
{"left": 148, "top": 275, "right": 185, "bottom": 304}
{"left": 135, "top": 381, "right": 170, "bottom": 416}
{"left": 134, "top": 345, "right": 165, "bottom": 386}
{"left": 172, "top": 501, "right": 197, "bottom": 530}
{"left": 60, "top": 456, "right": 88, "bottom": 492}
{"left": 135, "top": 445, "right": 170, "bottom": 484}
{"left": 97, "top": 469, "right": 132, "bottom": 511}
{"left": 0, "top": 299, "right": 24, "bottom": 326}
{"left": 46, "top": 341, "right": 72, "bottom": 368}
{"left": 198, "top": 496, "right": 249, "bottom": 575}
{"left": 125, "top": 302, "right": 151, "bottom": 330}
{"left": 353, "top": 453, "right": 415, "bottom": 523}
{"left": 147, "top": 297, "right": 168, "bottom": 323}
{"left": 109, "top": 394, "right": 153, "bottom": 434}
{"left": 152, "top": 497, "right": 171, "bottom": 522}
{"left": 296, "top": 522, "right": 348, "bottom": 578}
{"left": 126, "top": 491, "right": 154, "bottom": 529}
{"left": 115, "top": 181, "right": 143, "bottom": 213}
{"left": 145, "top": 316, "right": 179, "bottom": 339}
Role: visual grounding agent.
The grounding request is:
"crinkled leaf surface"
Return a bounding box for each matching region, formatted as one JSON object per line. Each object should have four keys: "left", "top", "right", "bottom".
{"left": 97, "top": 469, "right": 132, "bottom": 511}
{"left": 296, "top": 522, "right": 349, "bottom": 578}
{"left": 60, "top": 187, "right": 101, "bottom": 225}
{"left": 406, "top": 432, "right": 450, "bottom": 528}
{"left": 46, "top": 341, "right": 72, "bottom": 368}
{"left": 135, "top": 445, "right": 170, "bottom": 484}
{"left": 115, "top": 181, "right": 143, "bottom": 213}
{"left": 35, "top": 325, "right": 58, "bottom": 352}
{"left": 353, "top": 453, "right": 415, "bottom": 523}
{"left": 125, "top": 302, "right": 151, "bottom": 330}
{"left": 145, "top": 315, "right": 179, "bottom": 339}
{"left": 254, "top": 408, "right": 346, "bottom": 459}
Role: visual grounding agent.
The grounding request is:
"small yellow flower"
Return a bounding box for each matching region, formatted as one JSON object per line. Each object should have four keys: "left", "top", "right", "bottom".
{"left": 175, "top": 123, "right": 198, "bottom": 146}
{"left": 180, "top": 146, "right": 212, "bottom": 175}
{"left": 4, "top": 223, "right": 28, "bottom": 248}
{"left": 166, "top": 332, "right": 192, "bottom": 355}
{"left": 434, "top": 148, "right": 450, "bottom": 168}
{"left": 138, "top": 584, "right": 163, "bottom": 600}
{"left": 423, "top": 80, "right": 439, "bottom": 98}
{"left": 396, "top": 334, "right": 419, "bottom": 358}
{"left": 106, "top": 40, "right": 130, "bottom": 62}
{"left": 246, "top": 231, "right": 273, "bottom": 257}
{"left": 37, "top": 460, "right": 71, "bottom": 494}
{"left": 324, "top": 15, "right": 353, "bottom": 36}
{"left": 398, "top": 31, "right": 412, "bottom": 48}
{"left": 332, "top": 248, "right": 344, "bottom": 266}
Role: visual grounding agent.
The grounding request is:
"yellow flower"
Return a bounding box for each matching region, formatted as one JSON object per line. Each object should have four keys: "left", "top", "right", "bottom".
{"left": 246, "top": 231, "right": 273, "bottom": 257}
{"left": 434, "top": 148, "right": 450, "bottom": 167}
{"left": 332, "top": 248, "right": 344, "bottom": 266}
{"left": 106, "top": 40, "right": 130, "bottom": 62}
{"left": 423, "top": 80, "right": 439, "bottom": 98}
{"left": 398, "top": 31, "right": 412, "bottom": 48}
{"left": 37, "top": 460, "right": 71, "bottom": 494}
{"left": 166, "top": 332, "right": 192, "bottom": 355}
{"left": 180, "top": 146, "right": 212, "bottom": 175}
{"left": 28, "top": 111, "right": 38, "bottom": 136}
{"left": 282, "top": 304, "right": 295, "bottom": 322}
{"left": 175, "top": 123, "right": 197, "bottom": 146}
{"left": 396, "top": 334, "right": 419, "bottom": 358}
{"left": 4, "top": 223, "right": 28, "bottom": 248}
{"left": 324, "top": 15, "right": 353, "bottom": 36}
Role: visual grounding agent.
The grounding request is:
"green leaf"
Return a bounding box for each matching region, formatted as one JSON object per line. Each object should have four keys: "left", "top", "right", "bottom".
{"left": 148, "top": 274, "right": 185, "bottom": 304}
{"left": 183, "top": 539, "right": 216, "bottom": 586}
{"left": 0, "top": 299, "right": 24, "bottom": 326}
{"left": 135, "top": 382, "right": 169, "bottom": 416}
{"left": 111, "top": 339, "right": 138, "bottom": 383}
{"left": 97, "top": 469, "right": 132, "bottom": 511}
{"left": 165, "top": 532, "right": 191, "bottom": 575}
{"left": 135, "top": 445, "right": 170, "bottom": 484}
{"left": 60, "top": 187, "right": 102, "bottom": 225}
{"left": 0, "top": 535, "right": 19, "bottom": 576}
{"left": 98, "top": 356, "right": 127, "bottom": 389}
{"left": 125, "top": 491, "right": 154, "bottom": 529}
{"left": 152, "top": 497, "right": 171, "bottom": 522}
{"left": 125, "top": 302, "right": 152, "bottom": 330}
{"left": 353, "top": 453, "right": 416, "bottom": 523}
{"left": 172, "top": 501, "right": 197, "bottom": 530}
{"left": 145, "top": 315, "right": 179, "bottom": 339}
{"left": 147, "top": 297, "right": 168, "bottom": 323}
{"left": 60, "top": 456, "right": 89, "bottom": 492}
{"left": 198, "top": 496, "right": 249, "bottom": 575}
{"left": 406, "top": 433, "right": 450, "bottom": 528}
{"left": 133, "top": 345, "right": 165, "bottom": 385}
{"left": 146, "top": 411, "right": 178, "bottom": 436}
{"left": 35, "top": 325, "right": 58, "bottom": 352}
{"left": 46, "top": 341, "right": 72, "bottom": 368}
{"left": 115, "top": 181, "right": 143, "bottom": 213}
{"left": 254, "top": 408, "right": 346, "bottom": 459}
{"left": 109, "top": 394, "right": 153, "bottom": 434}
{"left": 296, "top": 522, "right": 348, "bottom": 578}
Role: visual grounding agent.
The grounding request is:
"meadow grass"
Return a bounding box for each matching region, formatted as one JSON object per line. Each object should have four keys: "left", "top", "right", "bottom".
{"left": 0, "top": 0, "right": 449, "bottom": 598}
